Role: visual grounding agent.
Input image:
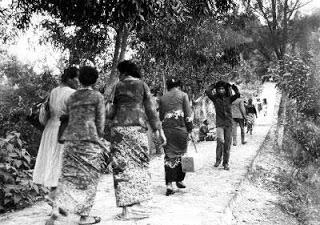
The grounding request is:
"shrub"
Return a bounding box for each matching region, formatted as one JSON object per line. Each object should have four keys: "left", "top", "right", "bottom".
{"left": 0, "top": 57, "right": 58, "bottom": 157}
{"left": 0, "top": 132, "right": 46, "bottom": 213}
{"left": 275, "top": 55, "right": 320, "bottom": 118}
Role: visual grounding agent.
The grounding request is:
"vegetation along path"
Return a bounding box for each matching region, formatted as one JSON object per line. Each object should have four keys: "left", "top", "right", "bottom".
{"left": 0, "top": 83, "right": 289, "bottom": 225}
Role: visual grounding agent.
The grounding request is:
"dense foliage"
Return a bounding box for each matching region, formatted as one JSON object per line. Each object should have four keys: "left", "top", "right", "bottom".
{"left": 275, "top": 55, "right": 320, "bottom": 118}
{"left": 275, "top": 54, "right": 320, "bottom": 165}
{"left": 0, "top": 57, "right": 58, "bottom": 156}
{"left": 0, "top": 132, "right": 46, "bottom": 213}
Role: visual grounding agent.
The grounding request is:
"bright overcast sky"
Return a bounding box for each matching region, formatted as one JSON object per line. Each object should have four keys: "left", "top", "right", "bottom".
{"left": 300, "top": 0, "right": 320, "bottom": 14}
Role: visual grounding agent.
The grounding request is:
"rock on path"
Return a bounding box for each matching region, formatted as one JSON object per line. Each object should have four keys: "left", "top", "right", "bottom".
{"left": 0, "top": 82, "right": 279, "bottom": 225}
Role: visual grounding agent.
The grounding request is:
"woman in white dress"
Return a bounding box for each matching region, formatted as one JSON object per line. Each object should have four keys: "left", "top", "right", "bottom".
{"left": 33, "top": 67, "right": 79, "bottom": 204}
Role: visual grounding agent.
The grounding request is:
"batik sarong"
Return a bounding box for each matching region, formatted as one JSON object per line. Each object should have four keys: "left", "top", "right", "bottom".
{"left": 111, "top": 126, "right": 152, "bottom": 207}
{"left": 54, "top": 141, "right": 103, "bottom": 216}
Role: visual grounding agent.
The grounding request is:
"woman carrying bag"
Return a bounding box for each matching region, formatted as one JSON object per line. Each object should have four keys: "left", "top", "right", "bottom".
{"left": 159, "top": 77, "right": 193, "bottom": 196}
{"left": 46, "top": 66, "right": 106, "bottom": 225}
{"left": 33, "top": 67, "right": 79, "bottom": 208}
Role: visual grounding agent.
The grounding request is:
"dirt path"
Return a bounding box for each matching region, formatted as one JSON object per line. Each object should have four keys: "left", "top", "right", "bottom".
{"left": 231, "top": 124, "right": 299, "bottom": 225}
{"left": 0, "top": 83, "right": 281, "bottom": 225}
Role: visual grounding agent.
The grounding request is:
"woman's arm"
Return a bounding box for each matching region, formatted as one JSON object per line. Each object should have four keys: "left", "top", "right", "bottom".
{"left": 183, "top": 93, "right": 193, "bottom": 133}
{"left": 143, "top": 82, "right": 161, "bottom": 131}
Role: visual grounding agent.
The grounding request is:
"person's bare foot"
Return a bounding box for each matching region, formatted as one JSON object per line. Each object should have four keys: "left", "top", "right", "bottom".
{"left": 45, "top": 213, "right": 58, "bottom": 225}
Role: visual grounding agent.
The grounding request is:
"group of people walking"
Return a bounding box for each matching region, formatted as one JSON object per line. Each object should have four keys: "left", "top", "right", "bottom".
{"left": 204, "top": 81, "right": 264, "bottom": 170}
{"left": 32, "top": 59, "right": 266, "bottom": 224}
{"left": 32, "top": 61, "right": 194, "bottom": 224}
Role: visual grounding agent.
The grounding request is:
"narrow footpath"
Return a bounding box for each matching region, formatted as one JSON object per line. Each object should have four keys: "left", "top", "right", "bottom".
{"left": 0, "top": 82, "right": 280, "bottom": 225}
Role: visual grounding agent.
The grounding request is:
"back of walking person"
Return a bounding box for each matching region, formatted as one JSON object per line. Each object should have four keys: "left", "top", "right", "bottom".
{"left": 262, "top": 98, "right": 268, "bottom": 116}
{"left": 246, "top": 98, "right": 258, "bottom": 135}
{"left": 46, "top": 66, "right": 106, "bottom": 225}
{"left": 107, "top": 60, "right": 165, "bottom": 220}
{"left": 159, "top": 78, "right": 193, "bottom": 196}
{"left": 33, "top": 67, "right": 78, "bottom": 207}
{"left": 231, "top": 97, "right": 247, "bottom": 146}
{"left": 205, "top": 81, "right": 240, "bottom": 170}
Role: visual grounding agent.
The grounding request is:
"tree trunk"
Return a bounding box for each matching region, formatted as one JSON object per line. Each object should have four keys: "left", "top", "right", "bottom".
{"left": 104, "top": 25, "right": 124, "bottom": 99}
{"left": 104, "top": 23, "right": 130, "bottom": 99}
{"left": 281, "top": 0, "right": 289, "bottom": 59}
{"left": 119, "top": 24, "right": 129, "bottom": 61}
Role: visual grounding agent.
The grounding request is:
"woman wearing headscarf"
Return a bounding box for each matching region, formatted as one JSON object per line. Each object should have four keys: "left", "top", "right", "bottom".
{"left": 46, "top": 66, "right": 105, "bottom": 225}
{"left": 107, "top": 60, "right": 165, "bottom": 220}
{"left": 159, "top": 77, "right": 193, "bottom": 196}
{"left": 33, "top": 67, "right": 78, "bottom": 206}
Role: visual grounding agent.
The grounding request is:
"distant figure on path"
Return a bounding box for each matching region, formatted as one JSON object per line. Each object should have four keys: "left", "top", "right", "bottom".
{"left": 262, "top": 98, "right": 268, "bottom": 116}
{"left": 108, "top": 60, "right": 166, "bottom": 220}
{"left": 246, "top": 98, "right": 258, "bottom": 135}
{"left": 199, "top": 119, "right": 210, "bottom": 142}
{"left": 33, "top": 67, "right": 78, "bottom": 209}
{"left": 159, "top": 77, "right": 193, "bottom": 196}
{"left": 46, "top": 66, "right": 106, "bottom": 225}
{"left": 231, "top": 97, "right": 247, "bottom": 146}
{"left": 256, "top": 98, "right": 262, "bottom": 114}
{"left": 205, "top": 81, "right": 240, "bottom": 170}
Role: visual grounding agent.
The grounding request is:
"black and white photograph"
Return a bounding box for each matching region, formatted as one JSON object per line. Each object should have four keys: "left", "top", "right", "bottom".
{"left": 0, "top": 0, "right": 320, "bottom": 224}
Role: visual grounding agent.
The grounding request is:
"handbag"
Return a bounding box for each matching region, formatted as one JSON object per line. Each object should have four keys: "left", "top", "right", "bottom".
{"left": 39, "top": 96, "right": 50, "bottom": 125}
{"left": 26, "top": 95, "right": 50, "bottom": 130}
{"left": 181, "top": 135, "right": 201, "bottom": 172}
{"left": 105, "top": 83, "right": 117, "bottom": 119}
{"left": 26, "top": 102, "right": 45, "bottom": 131}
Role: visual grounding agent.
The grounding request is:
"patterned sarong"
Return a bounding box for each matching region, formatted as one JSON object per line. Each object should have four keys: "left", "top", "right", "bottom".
{"left": 111, "top": 126, "right": 152, "bottom": 207}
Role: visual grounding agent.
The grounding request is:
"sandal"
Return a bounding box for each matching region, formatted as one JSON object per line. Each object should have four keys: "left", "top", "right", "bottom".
{"left": 78, "top": 216, "right": 101, "bottom": 225}
{"left": 44, "top": 196, "right": 68, "bottom": 217}
{"left": 115, "top": 214, "right": 130, "bottom": 221}
{"left": 166, "top": 188, "right": 175, "bottom": 196}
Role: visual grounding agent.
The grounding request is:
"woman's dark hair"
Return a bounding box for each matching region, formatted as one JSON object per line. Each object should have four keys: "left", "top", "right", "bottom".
{"left": 61, "top": 67, "right": 79, "bottom": 83}
{"left": 117, "top": 60, "right": 141, "bottom": 78}
{"left": 166, "top": 77, "right": 181, "bottom": 90}
{"left": 248, "top": 98, "right": 253, "bottom": 105}
{"left": 79, "top": 66, "right": 99, "bottom": 86}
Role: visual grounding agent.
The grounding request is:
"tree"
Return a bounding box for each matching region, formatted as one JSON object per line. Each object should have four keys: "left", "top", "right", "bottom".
{"left": 243, "top": 0, "right": 309, "bottom": 60}
{"left": 134, "top": 0, "right": 250, "bottom": 97}
{"left": 13, "top": 0, "right": 188, "bottom": 96}
{"left": 14, "top": 0, "right": 240, "bottom": 97}
{"left": 290, "top": 10, "right": 320, "bottom": 57}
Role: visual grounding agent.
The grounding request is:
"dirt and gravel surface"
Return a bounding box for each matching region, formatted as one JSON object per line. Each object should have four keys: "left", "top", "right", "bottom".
{"left": 1, "top": 83, "right": 298, "bottom": 225}
{"left": 231, "top": 124, "right": 299, "bottom": 225}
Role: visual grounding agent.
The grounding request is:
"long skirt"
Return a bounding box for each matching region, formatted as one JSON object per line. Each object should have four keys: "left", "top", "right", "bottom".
{"left": 33, "top": 118, "right": 63, "bottom": 187}
{"left": 247, "top": 113, "right": 256, "bottom": 126}
{"left": 111, "top": 126, "right": 151, "bottom": 207}
{"left": 164, "top": 156, "right": 185, "bottom": 185}
{"left": 163, "top": 127, "right": 188, "bottom": 185}
{"left": 54, "top": 141, "right": 103, "bottom": 216}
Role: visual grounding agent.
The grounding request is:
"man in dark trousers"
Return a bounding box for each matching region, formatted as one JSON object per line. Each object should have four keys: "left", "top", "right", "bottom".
{"left": 205, "top": 81, "right": 240, "bottom": 170}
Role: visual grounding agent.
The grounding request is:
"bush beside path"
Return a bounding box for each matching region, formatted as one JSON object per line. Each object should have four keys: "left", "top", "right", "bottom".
{"left": 0, "top": 82, "right": 281, "bottom": 225}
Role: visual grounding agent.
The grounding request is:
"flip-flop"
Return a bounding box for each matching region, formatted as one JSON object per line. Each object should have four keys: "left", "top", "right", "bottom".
{"left": 130, "top": 206, "right": 152, "bottom": 214}
{"left": 78, "top": 216, "right": 101, "bottom": 225}
{"left": 115, "top": 214, "right": 130, "bottom": 221}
